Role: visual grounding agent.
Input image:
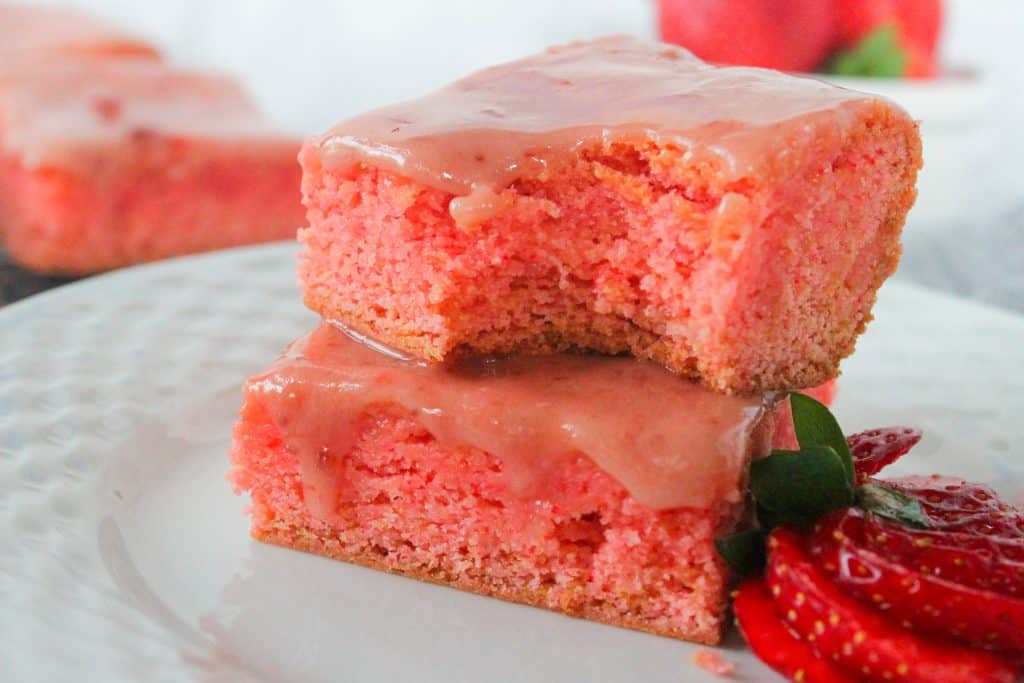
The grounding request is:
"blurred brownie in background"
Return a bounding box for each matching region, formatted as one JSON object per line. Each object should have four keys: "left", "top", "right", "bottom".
{"left": 0, "top": 3, "right": 160, "bottom": 61}
{"left": 0, "top": 5, "right": 303, "bottom": 275}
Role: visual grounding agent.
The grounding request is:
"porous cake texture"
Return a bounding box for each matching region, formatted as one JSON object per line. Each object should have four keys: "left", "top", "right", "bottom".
{"left": 230, "top": 402, "right": 743, "bottom": 644}
{"left": 230, "top": 375, "right": 837, "bottom": 643}
{"left": 298, "top": 37, "right": 921, "bottom": 394}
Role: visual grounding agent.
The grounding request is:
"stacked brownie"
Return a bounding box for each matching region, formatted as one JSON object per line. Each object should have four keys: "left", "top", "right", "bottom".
{"left": 0, "top": 4, "right": 304, "bottom": 273}
{"left": 229, "top": 37, "right": 920, "bottom": 643}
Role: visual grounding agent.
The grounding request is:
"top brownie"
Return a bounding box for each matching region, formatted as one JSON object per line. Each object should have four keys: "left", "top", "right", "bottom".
{"left": 297, "top": 36, "right": 921, "bottom": 394}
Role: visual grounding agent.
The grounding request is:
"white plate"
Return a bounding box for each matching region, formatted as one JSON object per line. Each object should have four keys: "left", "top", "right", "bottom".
{"left": 2, "top": 243, "right": 1023, "bottom": 682}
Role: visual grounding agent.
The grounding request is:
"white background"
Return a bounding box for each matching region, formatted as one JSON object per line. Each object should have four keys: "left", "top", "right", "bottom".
{"left": 10, "top": 0, "right": 1024, "bottom": 309}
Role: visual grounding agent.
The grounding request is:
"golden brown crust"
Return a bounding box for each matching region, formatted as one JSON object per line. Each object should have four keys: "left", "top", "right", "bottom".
{"left": 254, "top": 524, "right": 725, "bottom": 645}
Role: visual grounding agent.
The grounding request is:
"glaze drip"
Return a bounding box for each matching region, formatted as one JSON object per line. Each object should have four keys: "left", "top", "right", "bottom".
{"left": 245, "top": 323, "right": 775, "bottom": 517}
{"left": 316, "top": 36, "right": 873, "bottom": 198}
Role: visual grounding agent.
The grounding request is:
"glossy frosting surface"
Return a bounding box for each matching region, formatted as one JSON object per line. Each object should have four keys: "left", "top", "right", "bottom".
{"left": 246, "top": 323, "right": 772, "bottom": 515}
{"left": 315, "top": 36, "right": 873, "bottom": 195}
{"left": 0, "top": 60, "right": 288, "bottom": 167}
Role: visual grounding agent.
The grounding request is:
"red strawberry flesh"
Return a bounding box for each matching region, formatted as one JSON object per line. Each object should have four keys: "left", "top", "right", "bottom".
{"left": 808, "top": 475, "right": 1024, "bottom": 652}
{"left": 887, "top": 476, "right": 1024, "bottom": 538}
{"left": 847, "top": 427, "right": 921, "bottom": 482}
{"left": 855, "top": 508, "right": 1024, "bottom": 597}
{"left": 733, "top": 577, "right": 857, "bottom": 683}
{"left": 810, "top": 510, "right": 1024, "bottom": 652}
{"left": 767, "top": 527, "right": 1018, "bottom": 682}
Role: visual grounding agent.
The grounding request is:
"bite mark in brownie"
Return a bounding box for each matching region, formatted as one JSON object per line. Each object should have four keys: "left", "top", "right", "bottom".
{"left": 298, "top": 37, "right": 921, "bottom": 394}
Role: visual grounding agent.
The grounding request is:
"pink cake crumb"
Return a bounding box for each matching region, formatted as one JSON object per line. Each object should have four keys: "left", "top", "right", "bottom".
{"left": 230, "top": 396, "right": 745, "bottom": 644}
{"left": 693, "top": 649, "right": 735, "bottom": 677}
{"left": 0, "top": 59, "right": 303, "bottom": 274}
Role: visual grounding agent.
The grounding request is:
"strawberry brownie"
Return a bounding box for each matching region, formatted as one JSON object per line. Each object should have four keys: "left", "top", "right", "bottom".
{"left": 298, "top": 36, "right": 921, "bottom": 394}
{"left": 0, "top": 4, "right": 159, "bottom": 61}
{"left": 230, "top": 323, "right": 777, "bottom": 643}
{"left": 0, "top": 59, "right": 304, "bottom": 273}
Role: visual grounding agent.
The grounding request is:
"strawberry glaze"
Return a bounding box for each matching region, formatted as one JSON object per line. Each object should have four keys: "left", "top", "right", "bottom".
{"left": 243, "top": 322, "right": 775, "bottom": 518}
{"left": 315, "top": 35, "right": 882, "bottom": 224}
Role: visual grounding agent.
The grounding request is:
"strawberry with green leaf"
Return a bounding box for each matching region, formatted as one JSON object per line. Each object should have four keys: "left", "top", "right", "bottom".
{"left": 827, "top": 0, "right": 943, "bottom": 78}
{"left": 721, "top": 393, "right": 1022, "bottom": 682}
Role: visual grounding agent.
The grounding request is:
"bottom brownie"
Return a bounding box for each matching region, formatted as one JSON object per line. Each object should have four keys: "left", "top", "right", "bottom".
{"left": 230, "top": 402, "right": 745, "bottom": 645}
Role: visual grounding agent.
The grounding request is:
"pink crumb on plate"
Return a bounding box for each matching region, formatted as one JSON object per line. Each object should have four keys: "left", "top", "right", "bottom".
{"left": 693, "top": 649, "right": 735, "bottom": 677}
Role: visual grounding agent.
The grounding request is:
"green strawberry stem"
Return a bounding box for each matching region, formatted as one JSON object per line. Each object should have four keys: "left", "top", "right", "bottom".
{"left": 823, "top": 23, "right": 909, "bottom": 78}
{"left": 717, "top": 392, "right": 926, "bottom": 575}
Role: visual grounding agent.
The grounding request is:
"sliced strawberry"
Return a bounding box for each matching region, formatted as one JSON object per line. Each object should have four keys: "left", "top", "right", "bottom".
{"left": 810, "top": 510, "right": 1024, "bottom": 652}
{"left": 733, "top": 577, "right": 857, "bottom": 683}
{"left": 887, "top": 476, "right": 1024, "bottom": 538}
{"left": 767, "top": 527, "right": 1018, "bottom": 682}
{"left": 807, "top": 476, "right": 1024, "bottom": 651}
{"left": 856, "top": 511, "right": 1024, "bottom": 597}
{"left": 847, "top": 427, "right": 922, "bottom": 482}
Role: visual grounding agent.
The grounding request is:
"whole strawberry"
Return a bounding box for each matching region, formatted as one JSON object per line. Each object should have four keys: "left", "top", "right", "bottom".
{"left": 830, "top": 0, "right": 943, "bottom": 77}
{"left": 657, "top": 0, "right": 836, "bottom": 72}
